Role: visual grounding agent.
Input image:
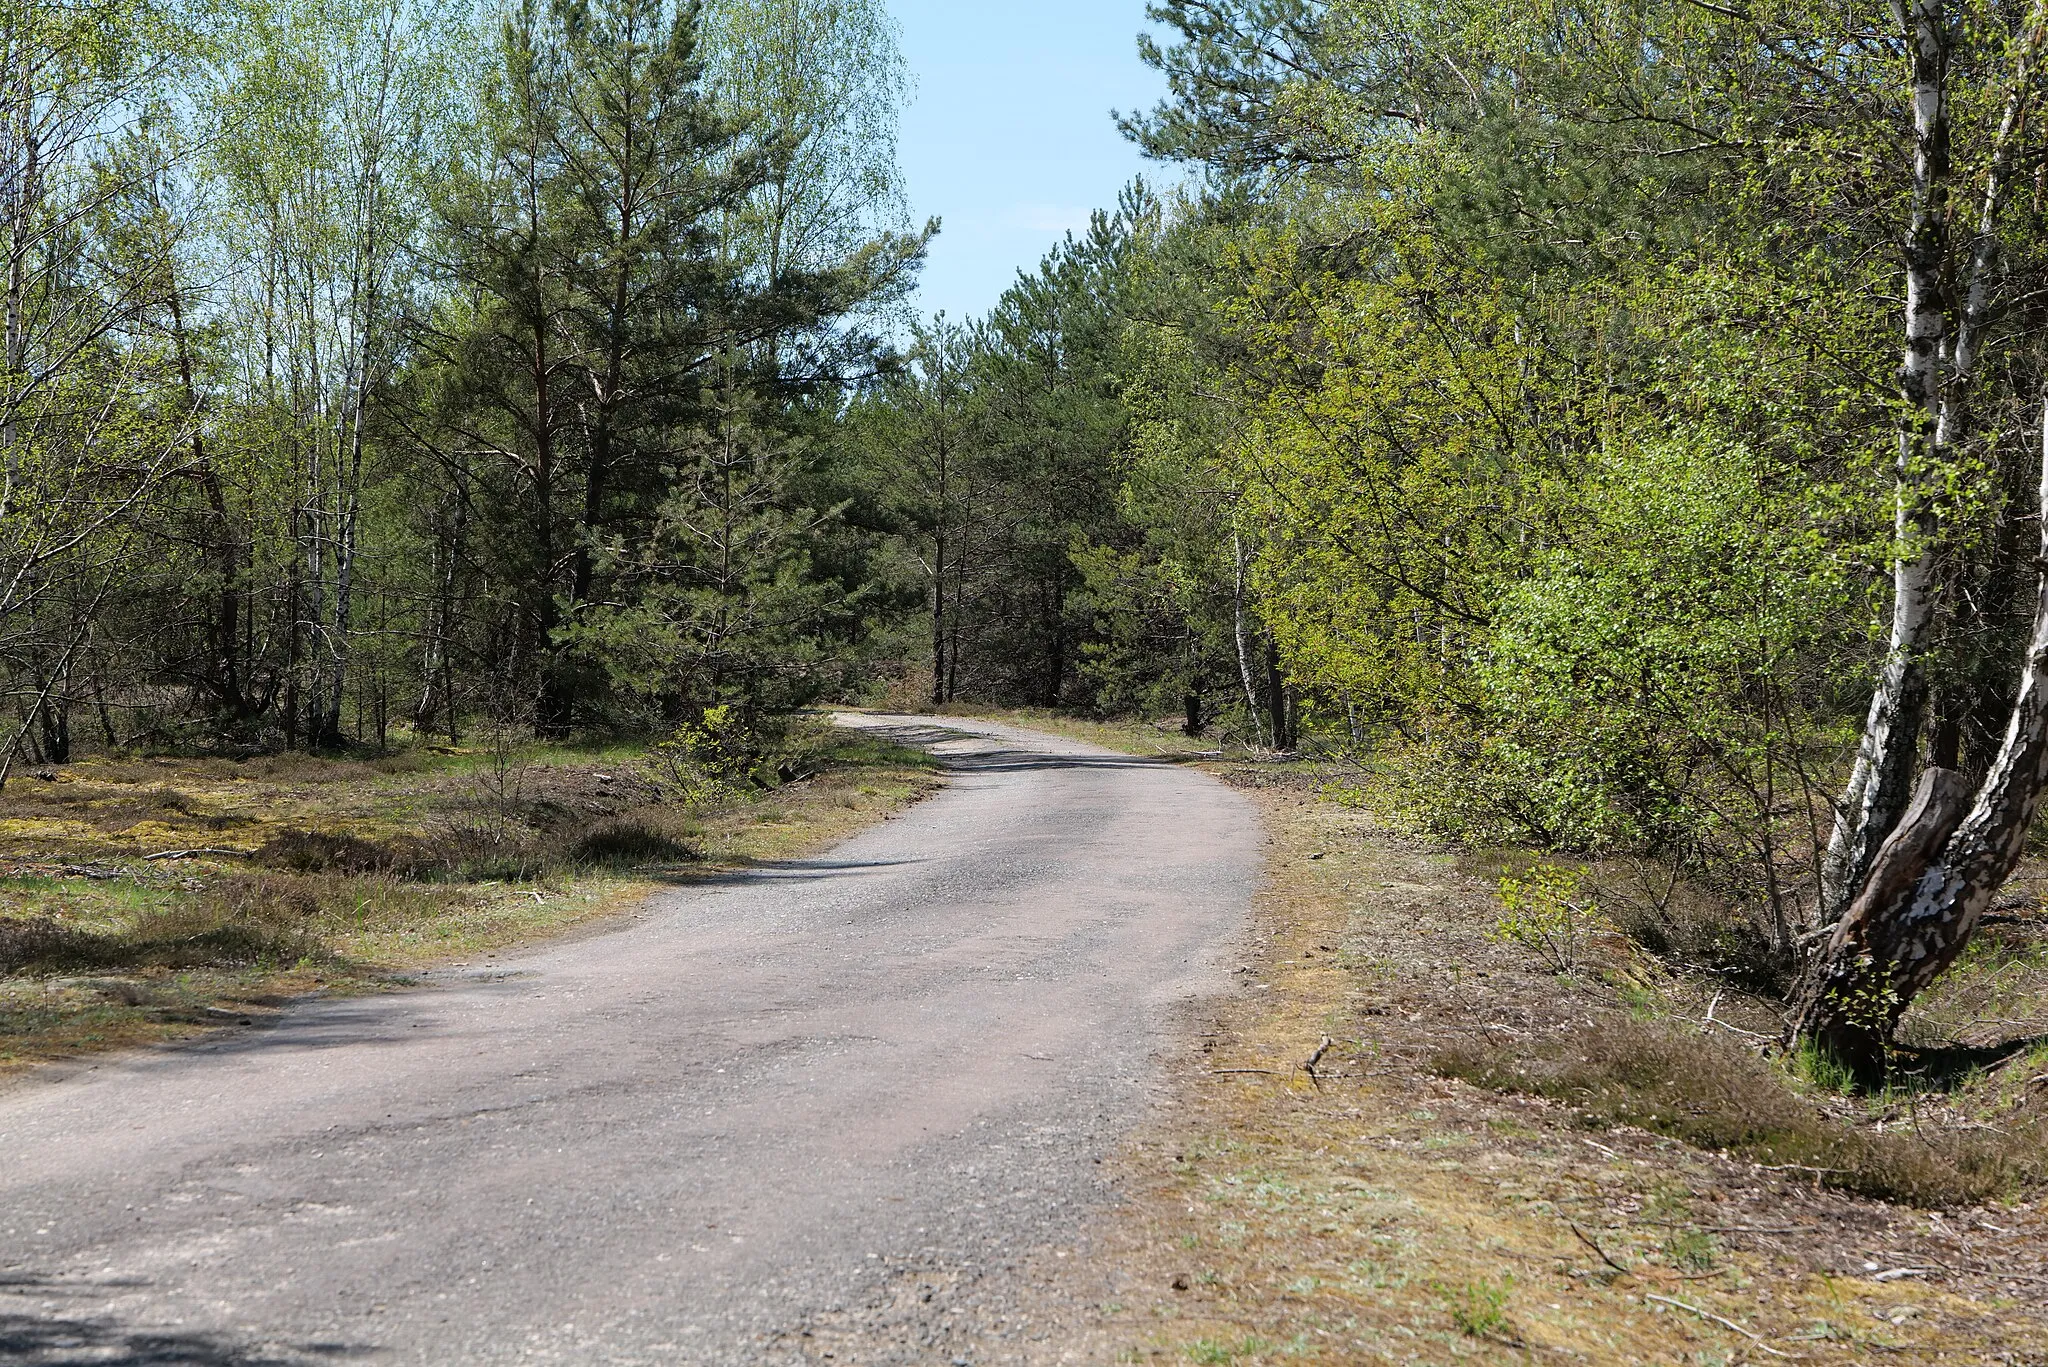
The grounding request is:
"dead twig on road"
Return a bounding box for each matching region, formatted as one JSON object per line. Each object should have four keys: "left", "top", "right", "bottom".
{"left": 1568, "top": 1221, "right": 1632, "bottom": 1276}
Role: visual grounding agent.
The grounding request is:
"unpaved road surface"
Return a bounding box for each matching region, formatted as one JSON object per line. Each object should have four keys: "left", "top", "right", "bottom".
{"left": 0, "top": 717, "right": 1258, "bottom": 1366}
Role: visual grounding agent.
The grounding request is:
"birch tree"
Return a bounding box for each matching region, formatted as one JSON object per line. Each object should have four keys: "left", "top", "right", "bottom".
{"left": 0, "top": 0, "right": 198, "bottom": 768}
{"left": 1793, "top": 1, "right": 2048, "bottom": 1074}
{"left": 699, "top": 0, "right": 919, "bottom": 354}
{"left": 210, "top": 0, "right": 458, "bottom": 746}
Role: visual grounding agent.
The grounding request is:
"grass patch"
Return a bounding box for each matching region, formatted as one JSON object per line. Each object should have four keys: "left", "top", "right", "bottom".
{"left": 1437, "top": 1274, "right": 1513, "bottom": 1338}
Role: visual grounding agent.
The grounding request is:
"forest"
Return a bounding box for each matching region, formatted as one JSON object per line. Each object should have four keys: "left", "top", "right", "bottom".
{"left": 11, "top": 0, "right": 2048, "bottom": 1080}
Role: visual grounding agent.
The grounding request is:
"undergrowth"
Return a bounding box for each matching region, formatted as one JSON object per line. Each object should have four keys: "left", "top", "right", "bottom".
{"left": 1432, "top": 1016, "right": 2045, "bottom": 1206}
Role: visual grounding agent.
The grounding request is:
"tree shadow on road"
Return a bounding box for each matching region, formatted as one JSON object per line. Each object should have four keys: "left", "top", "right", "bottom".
{"left": 681, "top": 855, "right": 929, "bottom": 888}
{"left": 942, "top": 750, "right": 1181, "bottom": 773}
{"left": 0, "top": 1278, "right": 377, "bottom": 1367}
{"left": 848, "top": 721, "right": 1210, "bottom": 773}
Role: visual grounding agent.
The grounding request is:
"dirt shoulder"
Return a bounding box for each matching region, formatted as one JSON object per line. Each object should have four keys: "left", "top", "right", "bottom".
{"left": 935, "top": 715, "right": 2048, "bottom": 1365}
{"left": 0, "top": 723, "right": 942, "bottom": 1079}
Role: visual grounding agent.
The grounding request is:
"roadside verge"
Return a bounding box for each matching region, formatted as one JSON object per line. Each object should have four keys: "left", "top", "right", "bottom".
{"left": 0, "top": 722, "right": 943, "bottom": 1078}
{"left": 933, "top": 713, "right": 2048, "bottom": 1366}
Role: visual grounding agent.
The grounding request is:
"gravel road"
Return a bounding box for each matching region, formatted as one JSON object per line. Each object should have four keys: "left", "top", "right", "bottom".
{"left": 0, "top": 716, "right": 1259, "bottom": 1365}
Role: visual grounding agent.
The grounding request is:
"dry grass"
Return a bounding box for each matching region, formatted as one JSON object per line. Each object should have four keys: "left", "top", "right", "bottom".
{"left": 866, "top": 713, "right": 2048, "bottom": 1365}
{"left": 0, "top": 722, "right": 942, "bottom": 1077}
{"left": 1434, "top": 1019, "right": 2045, "bottom": 1207}
{"left": 1042, "top": 776, "right": 2048, "bottom": 1364}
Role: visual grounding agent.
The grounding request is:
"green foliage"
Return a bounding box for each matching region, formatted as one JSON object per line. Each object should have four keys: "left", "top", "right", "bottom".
{"left": 647, "top": 705, "right": 828, "bottom": 801}
{"left": 1662, "top": 1229, "right": 1719, "bottom": 1273}
{"left": 1183, "top": 1337, "right": 1276, "bottom": 1365}
{"left": 0, "top": 0, "right": 922, "bottom": 769}
{"left": 1435, "top": 1274, "right": 1513, "bottom": 1338}
{"left": 1792, "top": 1033, "right": 1869, "bottom": 1095}
{"left": 1490, "top": 862, "right": 1601, "bottom": 976}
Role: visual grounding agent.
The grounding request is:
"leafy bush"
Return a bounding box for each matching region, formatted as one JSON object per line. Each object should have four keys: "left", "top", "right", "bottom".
{"left": 1490, "top": 861, "right": 1602, "bottom": 975}
{"left": 647, "top": 706, "right": 830, "bottom": 800}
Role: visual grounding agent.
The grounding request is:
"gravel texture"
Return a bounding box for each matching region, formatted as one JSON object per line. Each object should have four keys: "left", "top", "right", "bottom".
{"left": 0, "top": 716, "right": 1258, "bottom": 1365}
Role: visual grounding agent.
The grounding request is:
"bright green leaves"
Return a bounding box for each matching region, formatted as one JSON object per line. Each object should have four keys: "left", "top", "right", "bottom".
{"left": 1220, "top": 225, "right": 1541, "bottom": 733}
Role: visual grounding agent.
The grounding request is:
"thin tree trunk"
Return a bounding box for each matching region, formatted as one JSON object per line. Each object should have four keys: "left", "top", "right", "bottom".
{"left": 931, "top": 528, "right": 947, "bottom": 708}
{"left": 168, "top": 282, "right": 246, "bottom": 718}
{"left": 321, "top": 395, "right": 365, "bottom": 747}
{"left": 1232, "top": 531, "right": 1265, "bottom": 747}
{"left": 1265, "top": 635, "right": 1292, "bottom": 752}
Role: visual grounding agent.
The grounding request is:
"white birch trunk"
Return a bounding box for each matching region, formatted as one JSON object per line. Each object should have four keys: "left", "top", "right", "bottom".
{"left": 1800, "top": 400, "right": 2048, "bottom": 1075}
{"left": 1232, "top": 529, "right": 1266, "bottom": 748}
{"left": 1821, "top": 0, "right": 1954, "bottom": 922}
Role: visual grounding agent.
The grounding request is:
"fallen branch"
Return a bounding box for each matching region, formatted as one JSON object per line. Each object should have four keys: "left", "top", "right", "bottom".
{"left": 1302, "top": 1035, "right": 1334, "bottom": 1088}
{"left": 144, "top": 847, "right": 247, "bottom": 862}
{"left": 1568, "top": 1221, "right": 1631, "bottom": 1276}
{"left": 1755, "top": 1163, "right": 1849, "bottom": 1175}
{"left": 58, "top": 864, "right": 124, "bottom": 880}
{"left": 1702, "top": 992, "right": 1777, "bottom": 1042}
{"left": 1645, "top": 1294, "right": 1789, "bottom": 1357}
{"left": 1210, "top": 1068, "right": 1281, "bottom": 1076}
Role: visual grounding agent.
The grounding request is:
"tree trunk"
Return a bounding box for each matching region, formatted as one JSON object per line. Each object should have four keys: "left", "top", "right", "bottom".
{"left": 929, "top": 399, "right": 950, "bottom": 708}
{"left": 1265, "top": 635, "right": 1292, "bottom": 751}
{"left": 318, "top": 394, "right": 366, "bottom": 749}
{"left": 1232, "top": 531, "right": 1265, "bottom": 747}
{"left": 1821, "top": 0, "right": 1955, "bottom": 925}
{"left": 1796, "top": 400, "right": 2048, "bottom": 1080}
{"left": 930, "top": 526, "right": 946, "bottom": 708}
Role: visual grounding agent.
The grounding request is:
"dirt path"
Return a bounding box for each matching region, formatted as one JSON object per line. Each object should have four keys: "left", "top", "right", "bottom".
{"left": 0, "top": 717, "right": 1260, "bottom": 1366}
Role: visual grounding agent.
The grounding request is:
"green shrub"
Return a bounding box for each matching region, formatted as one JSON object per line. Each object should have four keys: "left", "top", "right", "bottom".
{"left": 1437, "top": 1275, "right": 1512, "bottom": 1338}
{"left": 648, "top": 706, "right": 831, "bottom": 800}
{"left": 1490, "top": 861, "right": 1601, "bottom": 975}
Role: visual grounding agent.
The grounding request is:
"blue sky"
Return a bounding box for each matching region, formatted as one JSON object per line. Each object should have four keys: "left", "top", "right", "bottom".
{"left": 886, "top": 1, "right": 1173, "bottom": 325}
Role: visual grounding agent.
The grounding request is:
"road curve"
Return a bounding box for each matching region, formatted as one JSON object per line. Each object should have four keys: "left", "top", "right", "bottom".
{"left": 0, "top": 716, "right": 1259, "bottom": 1365}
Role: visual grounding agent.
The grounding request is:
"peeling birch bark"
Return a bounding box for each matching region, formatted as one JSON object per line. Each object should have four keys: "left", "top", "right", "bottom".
{"left": 1821, "top": 0, "right": 1954, "bottom": 924}
{"left": 1798, "top": 401, "right": 2048, "bottom": 1077}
